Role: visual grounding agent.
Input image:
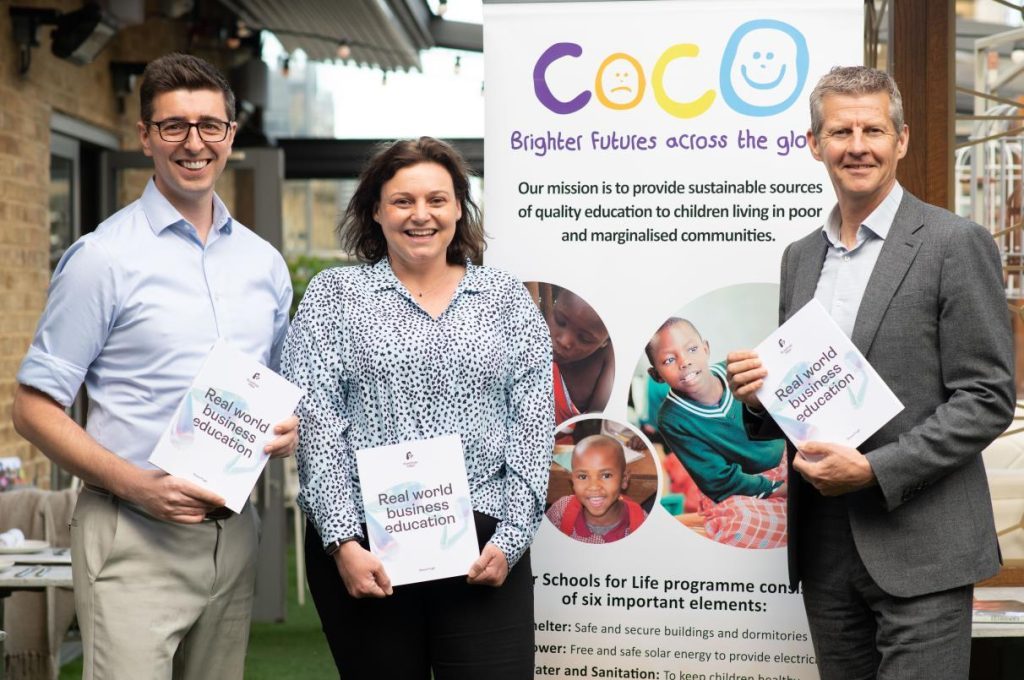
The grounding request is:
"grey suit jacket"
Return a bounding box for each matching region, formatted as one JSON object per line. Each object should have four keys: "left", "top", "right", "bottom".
{"left": 774, "top": 190, "right": 1015, "bottom": 598}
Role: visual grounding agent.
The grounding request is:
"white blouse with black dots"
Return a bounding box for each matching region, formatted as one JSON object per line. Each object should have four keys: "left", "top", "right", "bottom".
{"left": 282, "top": 258, "right": 555, "bottom": 567}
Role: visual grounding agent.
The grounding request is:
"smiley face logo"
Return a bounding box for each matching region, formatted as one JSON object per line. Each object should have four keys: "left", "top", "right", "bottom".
{"left": 720, "top": 19, "right": 808, "bottom": 117}
{"left": 741, "top": 47, "right": 785, "bottom": 90}
{"left": 595, "top": 53, "right": 646, "bottom": 110}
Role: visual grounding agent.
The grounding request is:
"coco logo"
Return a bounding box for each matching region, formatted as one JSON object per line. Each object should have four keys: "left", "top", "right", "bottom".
{"left": 533, "top": 19, "right": 808, "bottom": 119}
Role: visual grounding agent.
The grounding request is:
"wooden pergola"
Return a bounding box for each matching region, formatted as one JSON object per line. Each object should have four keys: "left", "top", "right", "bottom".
{"left": 890, "top": 0, "right": 955, "bottom": 208}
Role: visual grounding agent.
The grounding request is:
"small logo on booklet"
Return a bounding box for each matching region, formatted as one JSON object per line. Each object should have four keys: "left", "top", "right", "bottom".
{"left": 403, "top": 451, "right": 417, "bottom": 468}
{"left": 246, "top": 372, "right": 262, "bottom": 389}
{"left": 777, "top": 337, "right": 793, "bottom": 355}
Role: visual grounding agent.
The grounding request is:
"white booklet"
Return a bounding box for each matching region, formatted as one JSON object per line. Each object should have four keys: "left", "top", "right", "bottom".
{"left": 754, "top": 299, "right": 903, "bottom": 448}
{"left": 149, "top": 339, "right": 303, "bottom": 513}
{"left": 355, "top": 434, "right": 479, "bottom": 586}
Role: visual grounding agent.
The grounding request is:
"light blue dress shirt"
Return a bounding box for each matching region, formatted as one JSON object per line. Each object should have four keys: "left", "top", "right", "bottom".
{"left": 18, "top": 179, "right": 292, "bottom": 469}
{"left": 814, "top": 183, "right": 904, "bottom": 336}
{"left": 281, "top": 259, "right": 554, "bottom": 567}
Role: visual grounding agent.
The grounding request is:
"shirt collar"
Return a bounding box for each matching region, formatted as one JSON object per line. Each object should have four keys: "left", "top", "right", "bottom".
{"left": 367, "top": 257, "right": 491, "bottom": 294}
{"left": 820, "top": 182, "right": 903, "bottom": 249}
{"left": 140, "top": 178, "right": 234, "bottom": 237}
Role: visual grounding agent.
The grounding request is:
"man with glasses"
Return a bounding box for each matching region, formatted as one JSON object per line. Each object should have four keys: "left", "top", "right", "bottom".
{"left": 13, "top": 53, "right": 295, "bottom": 679}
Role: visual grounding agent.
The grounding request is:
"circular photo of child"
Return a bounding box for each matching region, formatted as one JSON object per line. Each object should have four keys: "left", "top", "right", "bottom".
{"left": 628, "top": 283, "right": 787, "bottom": 550}
{"left": 544, "top": 416, "right": 657, "bottom": 545}
{"left": 524, "top": 282, "right": 614, "bottom": 428}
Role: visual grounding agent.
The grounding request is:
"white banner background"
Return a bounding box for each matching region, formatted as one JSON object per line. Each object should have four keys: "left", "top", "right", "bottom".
{"left": 484, "top": 2, "right": 862, "bottom": 678}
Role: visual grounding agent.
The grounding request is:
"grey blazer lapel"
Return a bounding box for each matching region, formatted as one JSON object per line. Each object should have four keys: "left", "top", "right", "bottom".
{"left": 790, "top": 236, "right": 827, "bottom": 318}
{"left": 851, "top": 193, "right": 924, "bottom": 355}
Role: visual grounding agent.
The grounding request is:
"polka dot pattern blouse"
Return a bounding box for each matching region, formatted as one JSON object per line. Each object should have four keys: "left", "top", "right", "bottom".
{"left": 282, "top": 258, "right": 554, "bottom": 567}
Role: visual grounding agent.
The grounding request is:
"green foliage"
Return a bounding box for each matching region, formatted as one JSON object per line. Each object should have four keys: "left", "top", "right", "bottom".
{"left": 244, "top": 544, "right": 334, "bottom": 679}
{"left": 287, "top": 255, "right": 346, "bottom": 317}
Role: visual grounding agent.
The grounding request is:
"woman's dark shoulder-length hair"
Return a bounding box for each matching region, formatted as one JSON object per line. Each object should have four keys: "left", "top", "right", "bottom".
{"left": 338, "top": 136, "right": 485, "bottom": 264}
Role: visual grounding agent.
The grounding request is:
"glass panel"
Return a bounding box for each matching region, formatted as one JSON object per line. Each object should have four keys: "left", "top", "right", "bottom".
{"left": 48, "top": 140, "right": 83, "bottom": 488}
{"left": 261, "top": 35, "right": 484, "bottom": 140}
{"left": 282, "top": 178, "right": 356, "bottom": 257}
{"left": 49, "top": 155, "right": 74, "bottom": 270}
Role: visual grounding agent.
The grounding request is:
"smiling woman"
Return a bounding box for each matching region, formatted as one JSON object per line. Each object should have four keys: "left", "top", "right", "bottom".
{"left": 282, "top": 137, "right": 554, "bottom": 679}
{"left": 372, "top": 162, "right": 463, "bottom": 292}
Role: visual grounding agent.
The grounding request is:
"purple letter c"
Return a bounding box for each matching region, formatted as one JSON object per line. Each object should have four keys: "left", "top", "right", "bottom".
{"left": 534, "top": 42, "right": 591, "bottom": 114}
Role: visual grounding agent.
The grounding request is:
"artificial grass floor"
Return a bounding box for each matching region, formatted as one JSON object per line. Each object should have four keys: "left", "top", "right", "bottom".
{"left": 58, "top": 544, "right": 335, "bottom": 679}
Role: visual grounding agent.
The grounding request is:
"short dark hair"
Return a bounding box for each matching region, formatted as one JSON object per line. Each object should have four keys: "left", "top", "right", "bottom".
{"left": 645, "top": 317, "right": 700, "bottom": 366}
{"left": 573, "top": 434, "right": 626, "bottom": 472}
{"left": 338, "top": 137, "right": 485, "bottom": 264}
{"left": 140, "top": 53, "right": 236, "bottom": 123}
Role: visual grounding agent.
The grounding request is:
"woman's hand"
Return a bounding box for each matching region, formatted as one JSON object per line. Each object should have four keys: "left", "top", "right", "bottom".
{"left": 467, "top": 543, "right": 509, "bottom": 587}
{"left": 333, "top": 541, "right": 393, "bottom": 598}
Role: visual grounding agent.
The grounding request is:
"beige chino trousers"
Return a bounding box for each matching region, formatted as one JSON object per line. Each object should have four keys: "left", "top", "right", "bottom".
{"left": 70, "top": 485, "right": 259, "bottom": 680}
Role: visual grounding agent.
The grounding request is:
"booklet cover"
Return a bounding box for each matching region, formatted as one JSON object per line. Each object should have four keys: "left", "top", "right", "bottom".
{"left": 149, "top": 339, "right": 303, "bottom": 513}
{"left": 754, "top": 299, "right": 903, "bottom": 448}
{"left": 355, "top": 434, "right": 479, "bottom": 586}
{"left": 973, "top": 598, "right": 1024, "bottom": 623}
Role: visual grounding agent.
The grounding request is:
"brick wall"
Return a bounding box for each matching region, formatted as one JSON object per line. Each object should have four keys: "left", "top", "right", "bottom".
{"left": 0, "top": 1, "right": 237, "bottom": 485}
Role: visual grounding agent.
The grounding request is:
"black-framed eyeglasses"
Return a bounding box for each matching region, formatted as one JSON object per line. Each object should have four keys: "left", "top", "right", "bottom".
{"left": 147, "top": 118, "right": 232, "bottom": 143}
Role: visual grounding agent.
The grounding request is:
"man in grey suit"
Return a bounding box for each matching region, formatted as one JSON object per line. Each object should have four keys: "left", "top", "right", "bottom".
{"left": 726, "top": 66, "right": 1015, "bottom": 679}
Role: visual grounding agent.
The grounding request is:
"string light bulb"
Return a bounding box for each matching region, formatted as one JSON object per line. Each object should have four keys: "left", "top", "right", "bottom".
{"left": 438, "top": 1, "right": 448, "bottom": 17}
{"left": 336, "top": 40, "right": 351, "bottom": 59}
{"left": 454, "top": 55, "right": 461, "bottom": 75}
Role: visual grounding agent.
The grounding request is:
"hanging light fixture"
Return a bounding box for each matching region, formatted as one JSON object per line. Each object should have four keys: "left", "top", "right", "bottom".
{"left": 10, "top": 3, "right": 119, "bottom": 75}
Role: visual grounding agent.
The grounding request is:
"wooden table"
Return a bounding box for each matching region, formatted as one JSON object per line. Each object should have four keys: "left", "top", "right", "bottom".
{"left": 0, "top": 550, "right": 73, "bottom": 677}
{"left": 974, "top": 586, "right": 1024, "bottom": 638}
{"left": 969, "top": 587, "right": 1024, "bottom": 679}
{"left": 0, "top": 554, "right": 73, "bottom": 631}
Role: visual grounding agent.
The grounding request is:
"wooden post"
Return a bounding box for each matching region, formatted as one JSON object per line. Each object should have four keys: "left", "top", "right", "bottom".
{"left": 889, "top": 0, "right": 954, "bottom": 209}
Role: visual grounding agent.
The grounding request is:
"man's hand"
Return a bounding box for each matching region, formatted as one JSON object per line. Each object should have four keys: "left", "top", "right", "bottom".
{"left": 467, "top": 543, "right": 509, "bottom": 587}
{"left": 264, "top": 415, "right": 299, "bottom": 458}
{"left": 333, "top": 541, "right": 393, "bottom": 598}
{"left": 793, "top": 441, "right": 876, "bottom": 496}
{"left": 725, "top": 350, "right": 766, "bottom": 410}
{"left": 124, "top": 470, "right": 226, "bottom": 523}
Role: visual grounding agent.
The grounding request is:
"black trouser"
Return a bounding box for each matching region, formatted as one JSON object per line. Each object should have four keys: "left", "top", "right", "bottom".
{"left": 305, "top": 513, "right": 535, "bottom": 680}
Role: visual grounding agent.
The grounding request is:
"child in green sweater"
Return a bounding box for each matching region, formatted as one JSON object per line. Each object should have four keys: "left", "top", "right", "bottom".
{"left": 646, "top": 317, "right": 785, "bottom": 502}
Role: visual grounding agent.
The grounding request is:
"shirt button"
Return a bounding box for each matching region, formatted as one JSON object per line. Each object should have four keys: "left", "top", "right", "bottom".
{"left": 843, "top": 255, "right": 850, "bottom": 262}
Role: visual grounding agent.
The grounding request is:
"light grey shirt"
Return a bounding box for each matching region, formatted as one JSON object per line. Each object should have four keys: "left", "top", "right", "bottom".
{"left": 814, "top": 183, "right": 904, "bottom": 336}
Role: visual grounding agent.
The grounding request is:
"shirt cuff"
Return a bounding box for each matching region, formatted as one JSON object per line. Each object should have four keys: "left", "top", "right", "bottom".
{"left": 489, "top": 522, "right": 529, "bottom": 568}
{"left": 16, "top": 347, "right": 87, "bottom": 408}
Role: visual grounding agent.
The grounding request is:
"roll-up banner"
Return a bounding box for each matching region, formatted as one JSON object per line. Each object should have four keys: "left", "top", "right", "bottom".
{"left": 484, "top": 1, "right": 862, "bottom": 678}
